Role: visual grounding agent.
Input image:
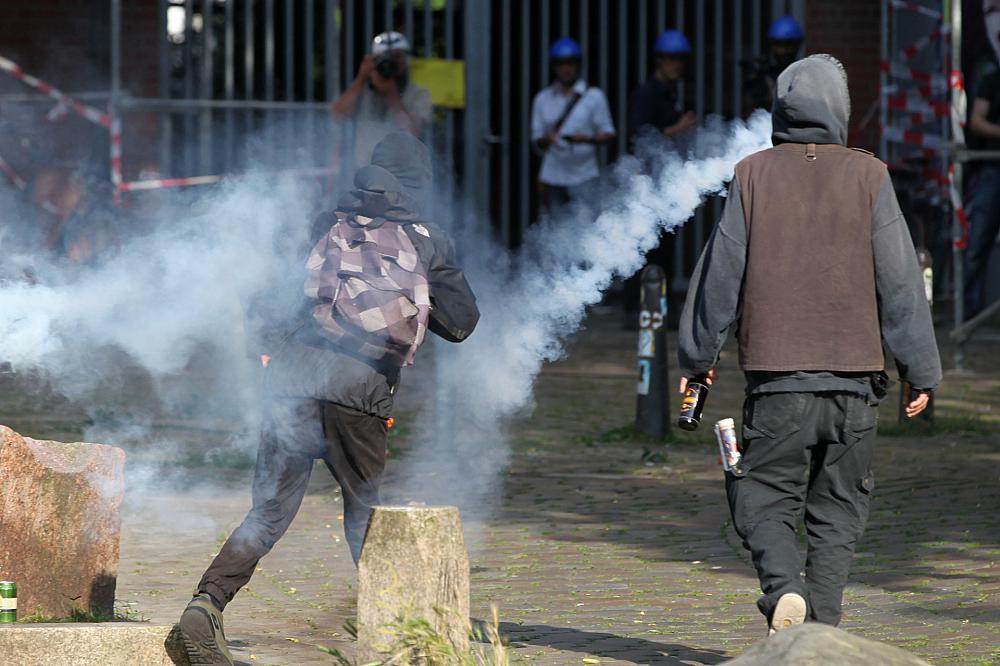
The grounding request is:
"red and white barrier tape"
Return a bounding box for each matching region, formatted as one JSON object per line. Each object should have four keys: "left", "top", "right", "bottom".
{"left": 888, "top": 0, "right": 943, "bottom": 20}
{"left": 882, "top": 125, "right": 943, "bottom": 149}
{"left": 119, "top": 166, "right": 337, "bottom": 192}
{"left": 0, "top": 55, "right": 111, "bottom": 128}
{"left": 900, "top": 27, "right": 946, "bottom": 61}
{"left": 880, "top": 60, "right": 947, "bottom": 91}
{"left": 0, "top": 154, "right": 28, "bottom": 192}
{"left": 884, "top": 91, "right": 950, "bottom": 119}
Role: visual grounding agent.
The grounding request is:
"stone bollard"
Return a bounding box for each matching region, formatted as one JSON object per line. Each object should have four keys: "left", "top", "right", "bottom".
{"left": 357, "top": 506, "right": 470, "bottom": 663}
{"left": 0, "top": 426, "right": 126, "bottom": 619}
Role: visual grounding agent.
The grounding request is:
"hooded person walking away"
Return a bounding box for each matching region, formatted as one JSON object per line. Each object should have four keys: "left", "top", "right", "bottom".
{"left": 178, "top": 132, "right": 479, "bottom": 666}
{"left": 678, "top": 55, "right": 941, "bottom": 635}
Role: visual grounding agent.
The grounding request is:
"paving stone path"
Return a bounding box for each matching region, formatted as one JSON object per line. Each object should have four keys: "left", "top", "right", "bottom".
{"left": 4, "top": 312, "right": 998, "bottom": 665}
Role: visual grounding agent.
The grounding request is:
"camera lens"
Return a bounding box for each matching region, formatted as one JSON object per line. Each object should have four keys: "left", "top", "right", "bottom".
{"left": 376, "top": 59, "right": 398, "bottom": 79}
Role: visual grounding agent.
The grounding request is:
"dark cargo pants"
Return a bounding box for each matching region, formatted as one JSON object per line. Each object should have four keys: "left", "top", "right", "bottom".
{"left": 198, "top": 398, "right": 388, "bottom": 609}
{"left": 726, "top": 391, "right": 877, "bottom": 626}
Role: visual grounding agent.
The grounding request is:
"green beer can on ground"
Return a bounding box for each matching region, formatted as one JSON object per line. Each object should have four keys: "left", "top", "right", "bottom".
{"left": 0, "top": 581, "right": 16, "bottom": 622}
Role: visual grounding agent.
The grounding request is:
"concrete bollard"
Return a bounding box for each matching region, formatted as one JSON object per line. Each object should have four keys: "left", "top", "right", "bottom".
{"left": 357, "top": 506, "right": 470, "bottom": 663}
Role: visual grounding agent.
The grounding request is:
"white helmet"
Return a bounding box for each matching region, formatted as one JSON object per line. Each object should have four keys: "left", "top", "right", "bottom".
{"left": 372, "top": 31, "right": 411, "bottom": 55}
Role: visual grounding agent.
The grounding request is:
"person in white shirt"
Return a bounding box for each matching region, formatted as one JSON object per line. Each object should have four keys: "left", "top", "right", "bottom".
{"left": 531, "top": 38, "right": 616, "bottom": 214}
{"left": 331, "top": 32, "right": 433, "bottom": 170}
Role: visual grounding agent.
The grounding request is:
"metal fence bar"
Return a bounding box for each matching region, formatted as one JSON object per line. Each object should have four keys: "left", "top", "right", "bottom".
{"left": 384, "top": 0, "right": 393, "bottom": 31}
{"left": 183, "top": 0, "right": 194, "bottom": 175}
{"left": 123, "top": 98, "right": 333, "bottom": 112}
{"left": 158, "top": 0, "right": 171, "bottom": 176}
{"left": 617, "top": 0, "right": 627, "bottom": 155}
{"left": 443, "top": 0, "right": 457, "bottom": 230}
{"left": 501, "top": 0, "right": 512, "bottom": 246}
{"left": 580, "top": 0, "right": 589, "bottom": 87}
{"left": 326, "top": 0, "right": 338, "bottom": 98}
{"left": 200, "top": 0, "right": 214, "bottom": 173}
{"left": 365, "top": 0, "right": 374, "bottom": 41}
{"left": 284, "top": 0, "right": 295, "bottom": 163}
{"left": 673, "top": 0, "right": 686, "bottom": 286}
{"left": 638, "top": 0, "right": 648, "bottom": 85}
{"left": 346, "top": 0, "right": 355, "bottom": 81}
{"left": 599, "top": 0, "right": 608, "bottom": 95}
{"left": 225, "top": 0, "right": 235, "bottom": 171}
{"left": 714, "top": 0, "right": 723, "bottom": 114}
{"left": 521, "top": 0, "right": 531, "bottom": 244}
{"left": 405, "top": 0, "right": 414, "bottom": 45}
{"left": 753, "top": 0, "right": 762, "bottom": 58}
{"left": 950, "top": 0, "right": 966, "bottom": 367}
{"left": 244, "top": 0, "right": 255, "bottom": 167}
{"left": 561, "top": 0, "right": 570, "bottom": 36}
{"left": 733, "top": 0, "right": 743, "bottom": 119}
{"left": 540, "top": 0, "right": 550, "bottom": 86}
{"left": 111, "top": 0, "right": 121, "bottom": 189}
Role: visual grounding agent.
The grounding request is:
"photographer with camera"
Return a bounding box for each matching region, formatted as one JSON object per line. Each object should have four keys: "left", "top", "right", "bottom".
{"left": 331, "top": 31, "right": 432, "bottom": 169}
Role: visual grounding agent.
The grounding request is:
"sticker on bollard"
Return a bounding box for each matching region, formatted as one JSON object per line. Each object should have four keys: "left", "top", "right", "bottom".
{"left": 0, "top": 581, "right": 16, "bottom": 622}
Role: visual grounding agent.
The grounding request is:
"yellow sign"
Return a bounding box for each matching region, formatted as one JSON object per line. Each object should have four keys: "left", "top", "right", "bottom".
{"left": 410, "top": 57, "right": 465, "bottom": 109}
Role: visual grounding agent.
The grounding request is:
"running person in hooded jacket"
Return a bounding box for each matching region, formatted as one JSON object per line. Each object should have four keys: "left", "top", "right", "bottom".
{"left": 678, "top": 55, "right": 941, "bottom": 634}
{"left": 178, "top": 133, "right": 479, "bottom": 666}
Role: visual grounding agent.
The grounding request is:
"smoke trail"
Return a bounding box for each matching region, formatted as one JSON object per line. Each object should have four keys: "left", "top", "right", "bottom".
{"left": 396, "top": 112, "right": 773, "bottom": 517}
{"left": 0, "top": 111, "right": 771, "bottom": 534}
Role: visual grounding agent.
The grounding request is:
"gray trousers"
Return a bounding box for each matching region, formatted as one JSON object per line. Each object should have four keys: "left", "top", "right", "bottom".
{"left": 726, "top": 392, "right": 877, "bottom": 626}
{"left": 198, "top": 398, "right": 388, "bottom": 609}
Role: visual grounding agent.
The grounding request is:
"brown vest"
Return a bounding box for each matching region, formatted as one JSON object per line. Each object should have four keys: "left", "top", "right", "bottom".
{"left": 735, "top": 142, "right": 885, "bottom": 372}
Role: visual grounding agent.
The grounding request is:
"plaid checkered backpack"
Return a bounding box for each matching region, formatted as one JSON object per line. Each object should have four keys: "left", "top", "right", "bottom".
{"left": 304, "top": 211, "right": 431, "bottom": 367}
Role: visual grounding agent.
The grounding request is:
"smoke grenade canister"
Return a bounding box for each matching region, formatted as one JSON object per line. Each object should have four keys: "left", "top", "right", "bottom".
{"left": 0, "top": 581, "right": 15, "bottom": 622}
{"left": 677, "top": 376, "right": 709, "bottom": 431}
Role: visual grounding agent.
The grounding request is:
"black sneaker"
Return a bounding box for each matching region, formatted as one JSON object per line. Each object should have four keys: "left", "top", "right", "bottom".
{"left": 179, "top": 594, "right": 234, "bottom": 666}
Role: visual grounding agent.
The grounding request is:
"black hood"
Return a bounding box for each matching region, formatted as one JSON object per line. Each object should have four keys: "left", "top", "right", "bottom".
{"left": 370, "top": 131, "right": 433, "bottom": 216}
{"left": 336, "top": 164, "right": 422, "bottom": 222}
{"left": 771, "top": 54, "right": 851, "bottom": 146}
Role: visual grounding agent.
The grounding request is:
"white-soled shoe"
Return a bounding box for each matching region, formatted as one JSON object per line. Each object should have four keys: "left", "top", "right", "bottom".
{"left": 768, "top": 592, "right": 807, "bottom": 636}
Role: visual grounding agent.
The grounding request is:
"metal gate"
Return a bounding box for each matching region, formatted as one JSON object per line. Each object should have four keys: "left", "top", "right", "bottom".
{"left": 116, "top": 0, "right": 804, "bottom": 277}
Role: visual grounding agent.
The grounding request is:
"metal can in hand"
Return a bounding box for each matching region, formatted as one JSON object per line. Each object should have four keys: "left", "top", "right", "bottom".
{"left": 0, "top": 581, "right": 16, "bottom": 623}
{"left": 677, "top": 379, "right": 709, "bottom": 431}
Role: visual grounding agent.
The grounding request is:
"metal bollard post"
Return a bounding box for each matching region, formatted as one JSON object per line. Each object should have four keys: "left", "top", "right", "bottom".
{"left": 636, "top": 264, "right": 670, "bottom": 440}
{"left": 899, "top": 248, "right": 934, "bottom": 425}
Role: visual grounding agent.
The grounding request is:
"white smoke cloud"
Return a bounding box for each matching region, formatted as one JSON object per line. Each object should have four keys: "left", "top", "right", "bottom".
{"left": 397, "top": 112, "right": 773, "bottom": 517}
{"left": 0, "top": 112, "right": 771, "bottom": 532}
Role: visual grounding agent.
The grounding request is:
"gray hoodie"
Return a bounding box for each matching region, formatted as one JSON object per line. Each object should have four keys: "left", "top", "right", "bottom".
{"left": 678, "top": 55, "right": 942, "bottom": 398}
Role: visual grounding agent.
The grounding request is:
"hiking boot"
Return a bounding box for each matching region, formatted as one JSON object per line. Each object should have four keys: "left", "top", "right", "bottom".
{"left": 179, "top": 594, "right": 234, "bottom": 666}
{"left": 768, "top": 592, "right": 807, "bottom": 636}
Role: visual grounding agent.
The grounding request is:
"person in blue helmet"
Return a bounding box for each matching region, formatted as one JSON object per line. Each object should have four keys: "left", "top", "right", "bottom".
{"left": 627, "top": 29, "right": 697, "bottom": 147}
{"left": 622, "top": 29, "right": 696, "bottom": 326}
{"left": 742, "top": 15, "right": 805, "bottom": 117}
{"left": 531, "top": 37, "right": 616, "bottom": 214}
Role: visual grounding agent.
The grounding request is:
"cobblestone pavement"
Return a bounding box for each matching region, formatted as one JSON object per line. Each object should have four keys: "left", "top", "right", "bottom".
{"left": 3, "top": 312, "right": 998, "bottom": 665}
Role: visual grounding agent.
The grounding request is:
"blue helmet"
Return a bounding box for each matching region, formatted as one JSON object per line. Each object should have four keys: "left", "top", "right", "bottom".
{"left": 768, "top": 15, "right": 804, "bottom": 41}
{"left": 654, "top": 30, "right": 692, "bottom": 56}
{"left": 550, "top": 37, "right": 582, "bottom": 60}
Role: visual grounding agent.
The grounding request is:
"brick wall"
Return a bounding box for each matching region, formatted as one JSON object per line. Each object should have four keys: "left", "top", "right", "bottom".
{"left": 806, "top": 0, "right": 882, "bottom": 153}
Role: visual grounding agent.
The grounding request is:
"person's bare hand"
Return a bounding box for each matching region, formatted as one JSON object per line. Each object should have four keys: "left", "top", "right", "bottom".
{"left": 563, "top": 134, "right": 592, "bottom": 144}
{"left": 905, "top": 391, "right": 930, "bottom": 418}
{"left": 371, "top": 68, "right": 398, "bottom": 94}
{"left": 357, "top": 55, "right": 375, "bottom": 82}
{"left": 678, "top": 367, "right": 717, "bottom": 394}
{"left": 676, "top": 111, "right": 698, "bottom": 132}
